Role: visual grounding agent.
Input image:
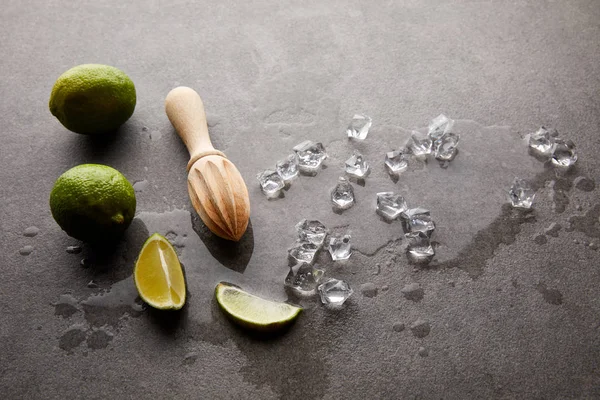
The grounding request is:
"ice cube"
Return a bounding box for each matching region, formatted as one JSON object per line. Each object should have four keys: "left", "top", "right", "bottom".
{"left": 296, "top": 219, "right": 329, "bottom": 247}
{"left": 406, "top": 231, "right": 435, "bottom": 259}
{"left": 529, "top": 127, "right": 553, "bottom": 154}
{"left": 345, "top": 150, "right": 370, "bottom": 178}
{"left": 384, "top": 149, "right": 409, "bottom": 174}
{"left": 401, "top": 208, "right": 435, "bottom": 238}
{"left": 293, "top": 140, "right": 328, "bottom": 173}
{"left": 346, "top": 114, "right": 372, "bottom": 140}
{"left": 433, "top": 132, "right": 460, "bottom": 161}
{"left": 428, "top": 114, "right": 454, "bottom": 140}
{"left": 508, "top": 177, "right": 535, "bottom": 209}
{"left": 331, "top": 177, "right": 355, "bottom": 210}
{"left": 257, "top": 169, "right": 284, "bottom": 197}
{"left": 285, "top": 263, "right": 325, "bottom": 295}
{"left": 410, "top": 131, "right": 433, "bottom": 156}
{"left": 327, "top": 234, "right": 352, "bottom": 261}
{"left": 376, "top": 192, "right": 408, "bottom": 221}
{"left": 551, "top": 139, "right": 577, "bottom": 168}
{"left": 276, "top": 154, "right": 299, "bottom": 181}
{"left": 288, "top": 241, "right": 320, "bottom": 265}
{"left": 318, "top": 278, "right": 353, "bottom": 306}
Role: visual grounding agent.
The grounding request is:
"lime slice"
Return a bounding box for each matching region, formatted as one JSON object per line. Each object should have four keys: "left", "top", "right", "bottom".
{"left": 215, "top": 282, "right": 302, "bottom": 332}
{"left": 134, "top": 233, "right": 186, "bottom": 310}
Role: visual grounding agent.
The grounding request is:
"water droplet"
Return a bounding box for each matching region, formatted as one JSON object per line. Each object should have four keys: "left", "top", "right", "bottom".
{"left": 87, "top": 280, "right": 98, "bottom": 289}
{"left": 19, "top": 245, "right": 33, "bottom": 255}
{"left": 150, "top": 131, "right": 162, "bottom": 141}
{"left": 381, "top": 285, "right": 389, "bottom": 292}
{"left": 410, "top": 319, "right": 431, "bottom": 338}
{"left": 142, "top": 126, "right": 149, "bottom": 132}
{"left": 80, "top": 258, "right": 90, "bottom": 268}
{"left": 183, "top": 352, "right": 198, "bottom": 365}
{"left": 133, "top": 180, "right": 150, "bottom": 193}
{"left": 66, "top": 245, "right": 82, "bottom": 254}
{"left": 418, "top": 347, "right": 429, "bottom": 357}
{"left": 360, "top": 282, "right": 378, "bottom": 298}
{"left": 23, "top": 226, "right": 39, "bottom": 237}
{"left": 393, "top": 322, "right": 405, "bottom": 332}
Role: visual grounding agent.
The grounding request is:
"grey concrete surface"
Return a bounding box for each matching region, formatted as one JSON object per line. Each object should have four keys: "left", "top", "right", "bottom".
{"left": 1, "top": 1, "right": 600, "bottom": 399}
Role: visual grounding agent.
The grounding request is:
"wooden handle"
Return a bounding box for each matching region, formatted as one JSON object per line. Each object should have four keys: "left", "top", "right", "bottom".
{"left": 165, "top": 87, "right": 224, "bottom": 169}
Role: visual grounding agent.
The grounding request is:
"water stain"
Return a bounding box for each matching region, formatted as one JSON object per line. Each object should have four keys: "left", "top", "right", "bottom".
{"left": 544, "top": 223, "right": 562, "bottom": 238}
{"left": 133, "top": 179, "right": 150, "bottom": 193}
{"left": 54, "top": 294, "right": 80, "bottom": 318}
{"left": 437, "top": 204, "right": 536, "bottom": 278}
{"left": 87, "top": 328, "right": 114, "bottom": 350}
{"left": 574, "top": 176, "right": 595, "bottom": 192}
{"left": 534, "top": 234, "right": 548, "bottom": 245}
{"left": 80, "top": 277, "right": 143, "bottom": 328}
{"left": 567, "top": 204, "right": 600, "bottom": 238}
{"left": 536, "top": 282, "right": 563, "bottom": 305}
{"left": 59, "top": 325, "right": 87, "bottom": 352}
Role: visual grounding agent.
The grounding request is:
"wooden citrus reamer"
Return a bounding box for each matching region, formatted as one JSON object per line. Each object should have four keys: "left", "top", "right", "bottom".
{"left": 165, "top": 86, "right": 250, "bottom": 241}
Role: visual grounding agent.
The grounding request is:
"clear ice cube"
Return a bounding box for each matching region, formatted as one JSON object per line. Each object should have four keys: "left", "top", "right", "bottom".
{"left": 410, "top": 131, "right": 433, "bottom": 156}
{"left": 385, "top": 149, "right": 409, "bottom": 174}
{"left": 551, "top": 139, "right": 577, "bottom": 168}
{"left": 327, "top": 234, "right": 352, "bottom": 261}
{"left": 296, "top": 219, "right": 329, "bottom": 247}
{"left": 433, "top": 132, "right": 460, "bottom": 161}
{"left": 318, "top": 278, "right": 353, "bottom": 306}
{"left": 376, "top": 192, "right": 408, "bottom": 221}
{"left": 508, "top": 177, "right": 535, "bottom": 209}
{"left": 285, "top": 263, "right": 325, "bottom": 295}
{"left": 288, "top": 241, "right": 320, "bottom": 265}
{"left": 346, "top": 114, "right": 372, "bottom": 140}
{"left": 401, "top": 208, "right": 435, "bottom": 238}
{"left": 293, "top": 140, "right": 328, "bottom": 173}
{"left": 407, "top": 231, "right": 435, "bottom": 259}
{"left": 345, "top": 150, "right": 370, "bottom": 178}
{"left": 276, "top": 154, "right": 299, "bottom": 181}
{"left": 529, "top": 127, "right": 553, "bottom": 154}
{"left": 257, "top": 169, "right": 284, "bottom": 196}
{"left": 331, "top": 177, "right": 355, "bottom": 210}
{"left": 428, "top": 114, "right": 455, "bottom": 140}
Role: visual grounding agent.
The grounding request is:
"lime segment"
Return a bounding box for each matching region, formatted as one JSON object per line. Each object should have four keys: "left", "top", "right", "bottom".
{"left": 215, "top": 282, "right": 302, "bottom": 332}
{"left": 134, "top": 233, "right": 186, "bottom": 310}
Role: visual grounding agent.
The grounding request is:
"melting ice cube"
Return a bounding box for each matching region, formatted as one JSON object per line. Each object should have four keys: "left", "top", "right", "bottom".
{"left": 433, "top": 132, "right": 460, "bottom": 161}
{"left": 401, "top": 208, "right": 435, "bottom": 238}
{"left": 428, "top": 114, "right": 454, "bottom": 140}
{"left": 551, "top": 139, "right": 577, "bottom": 168}
{"left": 384, "top": 149, "right": 409, "bottom": 174}
{"left": 285, "top": 263, "right": 325, "bottom": 296}
{"left": 410, "top": 131, "right": 433, "bottom": 157}
{"left": 288, "top": 241, "right": 320, "bottom": 265}
{"left": 528, "top": 127, "right": 553, "bottom": 154}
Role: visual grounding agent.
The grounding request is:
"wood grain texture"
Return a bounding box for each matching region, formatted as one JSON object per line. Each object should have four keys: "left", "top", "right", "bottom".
{"left": 166, "top": 87, "right": 250, "bottom": 241}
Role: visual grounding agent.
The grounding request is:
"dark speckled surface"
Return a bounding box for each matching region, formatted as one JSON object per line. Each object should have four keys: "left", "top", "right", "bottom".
{"left": 1, "top": 1, "right": 599, "bottom": 399}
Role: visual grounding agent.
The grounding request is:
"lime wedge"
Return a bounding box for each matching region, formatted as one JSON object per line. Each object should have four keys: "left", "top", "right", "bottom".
{"left": 134, "top": 233, "right": 186, "bottom": 310}
{"left": 215, "top": 282, "right": 302, "bottom": 332}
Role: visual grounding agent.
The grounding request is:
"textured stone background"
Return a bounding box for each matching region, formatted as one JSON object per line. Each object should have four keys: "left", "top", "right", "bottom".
{"left": 1, "top": 1, "right": 599, "bottom": 399}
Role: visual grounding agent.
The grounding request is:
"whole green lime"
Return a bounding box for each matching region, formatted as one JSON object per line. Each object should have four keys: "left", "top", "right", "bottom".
{"left": 49, "top": 64, "right": 136, "bottom": 135}
{"left": 49, "top": 164, "right": 136, "bottom": 243}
